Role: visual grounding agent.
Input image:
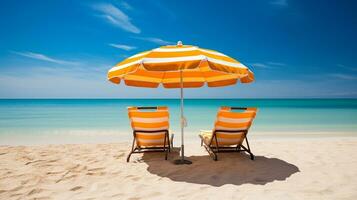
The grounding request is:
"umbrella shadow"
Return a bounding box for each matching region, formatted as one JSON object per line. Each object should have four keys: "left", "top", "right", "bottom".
{"left": 140, "top": 149, "right": 300, "bottom": 186}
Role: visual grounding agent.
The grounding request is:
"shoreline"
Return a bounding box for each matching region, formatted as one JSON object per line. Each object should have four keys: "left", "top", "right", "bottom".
{"left": 1, "top": 130, "right": 357, "bottom": 146}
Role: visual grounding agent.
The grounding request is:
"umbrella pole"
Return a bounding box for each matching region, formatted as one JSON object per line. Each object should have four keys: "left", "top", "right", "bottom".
{"left": 180, "top": 70, "right": 184, "bottom": 161}
{"left": 173, "top": 69, "right": 192, "bottom": 165}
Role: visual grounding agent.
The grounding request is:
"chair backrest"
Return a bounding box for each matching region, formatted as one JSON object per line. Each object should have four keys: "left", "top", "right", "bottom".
{"left": 128, "top": 106, "right": 169, "bottom": 147}
{"left": 213, "top": 107, "right": 257, "bottom": 146}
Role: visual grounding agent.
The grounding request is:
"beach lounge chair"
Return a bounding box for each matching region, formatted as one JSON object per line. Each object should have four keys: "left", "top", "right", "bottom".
{"left": 199, "top": 107, "right": 257, "bottom": 161}
{"left": 127, "top": 106, "right": 173, "bottom": 162}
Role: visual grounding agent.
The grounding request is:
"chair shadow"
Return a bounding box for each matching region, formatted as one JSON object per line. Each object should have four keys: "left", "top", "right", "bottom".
{"left": 140, "top": 149, "right": 300, "bottom": 186}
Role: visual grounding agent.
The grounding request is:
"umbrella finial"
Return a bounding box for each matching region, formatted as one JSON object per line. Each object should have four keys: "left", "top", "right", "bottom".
{"left": 177, "top": 41, "right": 183, "bottom": 46}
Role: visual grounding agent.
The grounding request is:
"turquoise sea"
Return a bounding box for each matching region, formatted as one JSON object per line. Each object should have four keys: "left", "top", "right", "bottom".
{"left": 0, "top": 99, "right": 357, "bottom": 145}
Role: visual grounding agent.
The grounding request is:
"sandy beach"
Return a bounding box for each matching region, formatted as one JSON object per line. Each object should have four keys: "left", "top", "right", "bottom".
{"left": 1, "top": 0, "right": 357, "bottom": 199}
{"left": 1, "top": 137, "right": 357, "bottom": 200}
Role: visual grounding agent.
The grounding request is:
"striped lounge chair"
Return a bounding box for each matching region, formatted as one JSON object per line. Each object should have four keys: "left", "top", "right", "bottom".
{"left": 199, "top": 107, "right": 257, "bottom": 161}
{"left": 126, "top": 106, "right": 173, "bottom": 162}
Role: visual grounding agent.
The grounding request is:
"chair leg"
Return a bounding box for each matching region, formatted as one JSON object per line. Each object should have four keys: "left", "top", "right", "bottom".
{"left": 245, "top": 137, "right": 254, "bottom": 160}
{"left": 213, "top": 151, "right": 218, "bottom": 161}
{"left": 240, "top": 137, "right": 254, "bottom": 160}
{"left": 126, "top": 151, "right": 133, "bottom": 162}
{"left": 208, "top": 147, "right": 218, "bottom": 161}
{"left": 213, "top": 135, "right": 219, "bottom": 161}
{"left": 127, "top": 137, "right": 136, "bottom": 162}
{"left": 200, "top": 133, "right": 218, "bottom": 161}
{"left": 247, "top": 150, "right": 254, "bottom": 160}
{"left": 164, "top": 133, "right": 168, "bottom": 160}
{"left": 165, "top": 148, "right": 169, "bottom": 160}
{"left": 203, "top": 145, "right": 218, "bottom": 161}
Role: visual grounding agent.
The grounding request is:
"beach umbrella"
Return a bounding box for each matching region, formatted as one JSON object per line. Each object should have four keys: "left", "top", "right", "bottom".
{"left": 107, "top": 41, "right": 254, "bottom": 164}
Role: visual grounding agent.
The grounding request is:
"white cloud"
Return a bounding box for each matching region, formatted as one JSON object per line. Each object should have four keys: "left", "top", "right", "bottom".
{"left": 267, "top": 62, "right": 286, "bottom": 66}
{"left": 328, "top": 73, "right": 357, "bottom": 80}
{"left": 270, "top": 0, "right": 288, "bottom": 6}
{"left": 108, "top": 43, "right": 136, "bottom": 51}
{"left": 250, "top": 63, "right": 272, "bottom": 69}
{"left": 249, "top": 61, "right": 286, "bottom": 69}
{"left": 337, "top": 64, "right": 357, "bottom": 71}
{"left": 93, "top": 3, "right": 140, "bottom": 34}
{"left": 132, "top": 37, "right": 174, "bottom": 45}
{"left": 12, "top": 51, "right": 80, "bottom": 65}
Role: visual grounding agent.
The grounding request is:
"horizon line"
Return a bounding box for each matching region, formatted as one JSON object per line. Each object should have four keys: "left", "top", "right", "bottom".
{"left": 0, "top": 98, "right": 357, "bottom": 100}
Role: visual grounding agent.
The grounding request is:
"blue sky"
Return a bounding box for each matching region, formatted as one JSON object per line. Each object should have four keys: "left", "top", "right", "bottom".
{"left": 0, "top": 0, "right": 356, "bottom": 98}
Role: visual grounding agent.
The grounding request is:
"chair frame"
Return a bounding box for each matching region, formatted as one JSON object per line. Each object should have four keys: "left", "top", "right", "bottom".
{"left": 199, "top": 107, "right": 255, "bottom": 161}
{"left": 126, "top": 106, "right": 173, "bottom": 162}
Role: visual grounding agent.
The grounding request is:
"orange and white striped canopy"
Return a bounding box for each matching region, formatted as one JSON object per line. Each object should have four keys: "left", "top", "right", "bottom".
{"left": 107, "top": 42, "right": 254, "bottom": 88}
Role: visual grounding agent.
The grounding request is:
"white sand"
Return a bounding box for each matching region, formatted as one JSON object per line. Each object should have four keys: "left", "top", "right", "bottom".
{"left": 1, "top": 138, "right": 357, "bottom": 199}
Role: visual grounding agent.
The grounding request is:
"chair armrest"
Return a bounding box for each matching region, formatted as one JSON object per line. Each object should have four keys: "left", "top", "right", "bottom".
{"left": 199, "top": 130, "right": 212, "bottom": 141}
{"left": 137, "top": 106, "right": 158, "bottom": 109}
{"left": 134, "top": 129, "right": 169, "bottom": 133}
{"left": 230, "top": 107, "right": 247, "bottom": 110}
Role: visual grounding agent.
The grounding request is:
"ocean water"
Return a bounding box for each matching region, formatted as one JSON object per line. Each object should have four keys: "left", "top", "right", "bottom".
{"left": 0, "top": 99, "right": 357, "bottom": 144}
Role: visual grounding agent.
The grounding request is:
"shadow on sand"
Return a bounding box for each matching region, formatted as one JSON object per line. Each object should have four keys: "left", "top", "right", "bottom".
{"left": 140, "top": 149, "right": 300, "bottom": 186}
